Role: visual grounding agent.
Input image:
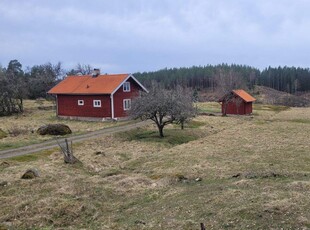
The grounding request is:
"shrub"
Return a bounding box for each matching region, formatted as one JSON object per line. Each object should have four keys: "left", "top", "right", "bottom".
{"left": 8, "top": 127, "right": 29, "bottom": 136}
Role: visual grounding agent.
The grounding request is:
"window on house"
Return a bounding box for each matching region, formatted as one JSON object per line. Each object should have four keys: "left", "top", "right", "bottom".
{"left": 78, "top": 100, "right": 84, "bottom": 106}
{"left": 123, "top": 99, "right": 131, "bottom": 110}
{"left": 123, "top": 82, "right": 131, "bottom": 92}
{"left": 93, "top": 100, "right": 101, "bottom": 107}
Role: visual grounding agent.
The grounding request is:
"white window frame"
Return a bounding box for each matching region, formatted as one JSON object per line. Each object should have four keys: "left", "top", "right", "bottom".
{"left": 123, "top": 99, "right": 131, "bottom": 110}
{"left": 93, "top": 100, "right": 101, "bottom": 108}
{"left": 123, "top": 82, "right": 131, "bottom": 92}
{"left": 78, "top": 100, "right": 84, "bottom": 106}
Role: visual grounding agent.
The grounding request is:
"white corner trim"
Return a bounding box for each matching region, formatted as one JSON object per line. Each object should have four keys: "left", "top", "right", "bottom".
{"left": 110, "top": 94, "right": 114, "bottom": 119}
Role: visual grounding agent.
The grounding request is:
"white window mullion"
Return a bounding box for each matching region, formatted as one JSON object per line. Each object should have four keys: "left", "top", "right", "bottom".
{"left": 93, "top": 100, "right": 101, "bottom": 107}
{"left": 123, "top": 82, "right": 131, "bottom": 92}
{"left": 123, "top": 99, "right": 131, "bottom": 110}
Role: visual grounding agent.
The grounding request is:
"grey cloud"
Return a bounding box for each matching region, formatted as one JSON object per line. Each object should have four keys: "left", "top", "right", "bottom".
{"left": 0, "top": 0, "right": 310, "bottom": 72}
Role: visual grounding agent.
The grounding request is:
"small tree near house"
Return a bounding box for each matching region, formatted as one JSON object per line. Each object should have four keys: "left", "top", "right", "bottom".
{"left": 130, "top": 83, "right": 196, "bottom": 137}
{"left": 174, "top": 86, "right": 197, "bottom": 129}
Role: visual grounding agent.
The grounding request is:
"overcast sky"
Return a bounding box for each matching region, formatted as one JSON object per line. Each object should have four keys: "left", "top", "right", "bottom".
{"left": 0, "top": 0, "right": 310, "bottom": 73}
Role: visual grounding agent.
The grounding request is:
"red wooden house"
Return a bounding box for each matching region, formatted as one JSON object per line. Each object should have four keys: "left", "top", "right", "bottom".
{"left": 219, "top": 89, "right": 256, "bottom": 115}
{"left": 48, "top": 72, "right": 147, "bottom": 120}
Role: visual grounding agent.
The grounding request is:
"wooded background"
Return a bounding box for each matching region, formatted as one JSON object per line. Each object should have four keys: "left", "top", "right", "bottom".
{"left": 1, "top": 59, "right": 310, "bottom": 115}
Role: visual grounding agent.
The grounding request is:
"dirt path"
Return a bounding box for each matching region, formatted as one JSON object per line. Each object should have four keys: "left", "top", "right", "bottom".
{"left": 0, "top": 120, "right": 151, "bottom": 159}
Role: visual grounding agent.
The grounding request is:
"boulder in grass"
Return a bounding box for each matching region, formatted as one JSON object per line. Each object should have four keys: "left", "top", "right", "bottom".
{"left": 0, "top": 129, "right": 7, "bottom": 139}
{"left": 21, "top": 168, "right": 40, "bottom": 179}
{"left": 0, "top": 181, "right": 8, "bottom": 187}
{"left": 37, "top": 124, "right": 72, "bottom": 136}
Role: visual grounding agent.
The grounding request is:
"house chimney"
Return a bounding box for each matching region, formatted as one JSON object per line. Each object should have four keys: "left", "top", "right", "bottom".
{"left": 92, "top": 68, "right": 100, "bottom": 77}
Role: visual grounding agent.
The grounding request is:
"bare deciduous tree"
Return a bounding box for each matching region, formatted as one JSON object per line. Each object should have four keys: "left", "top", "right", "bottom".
{"left": 174, "top": 86, "right": 197, "bottom": 129}
{"left": 67, "top": 63, "right": 93, "bottom": 76}
{"left": 130, "top": 83, "right": 196, "bottom": 137}
{"left": 76, "top": 63, "right": 93, "bottom": 75}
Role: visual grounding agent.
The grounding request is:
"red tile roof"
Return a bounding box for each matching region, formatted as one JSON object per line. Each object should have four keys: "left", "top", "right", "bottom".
{"left": 233, "top": 89, "right": 256, "bottom": 102}
{"left": 48, "top": 74, "right": 130, "bottom": 95}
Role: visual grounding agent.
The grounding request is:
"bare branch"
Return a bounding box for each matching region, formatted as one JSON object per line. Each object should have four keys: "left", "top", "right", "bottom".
{"left": 57, "top": 138, "right": 81, "bottom": 164}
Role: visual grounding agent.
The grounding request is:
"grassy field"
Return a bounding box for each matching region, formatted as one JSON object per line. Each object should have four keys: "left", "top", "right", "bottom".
{"left": 0, "top": 100, "right": 130, "bottom": 150}
{"left": 1, "top": 102, "right": 310, "bottom": 229}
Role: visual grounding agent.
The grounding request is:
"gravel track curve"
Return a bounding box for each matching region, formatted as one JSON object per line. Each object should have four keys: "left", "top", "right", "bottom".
{"left": 0, "top": 120, "right": 150, "bottom": 159}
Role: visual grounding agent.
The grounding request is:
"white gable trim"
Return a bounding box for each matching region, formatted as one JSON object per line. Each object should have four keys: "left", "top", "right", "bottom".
{"left": 110, "top": 74, "right": 148, "bottom": 96}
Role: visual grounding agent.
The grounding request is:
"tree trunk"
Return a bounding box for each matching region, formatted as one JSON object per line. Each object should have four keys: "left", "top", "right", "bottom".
{"left": 154, "top": 119, "right": 165, "bottom": 137}
{"left": 223, "top": 102, "right": 228, "bottom": 116}
{"left": 20, "top": 98, "right": 23, "bottom": 112}
{"left": 158, "top": 125, "right": 164, "bottom": 137}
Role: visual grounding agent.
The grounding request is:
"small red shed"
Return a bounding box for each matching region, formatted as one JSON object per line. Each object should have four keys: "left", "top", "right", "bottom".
{"left": 219, "top": 89, "right": 256, "bottom": 115}
{"left": 48, "top": 73, "right": 147, "bottom": 120}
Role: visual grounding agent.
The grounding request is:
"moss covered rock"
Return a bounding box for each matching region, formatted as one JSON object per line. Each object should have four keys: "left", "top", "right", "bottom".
{"left": 37, "top": 124, "right": 72, "bottom": 136}
{"left": 21, "top": 168, "right": 40, "bottom": 179}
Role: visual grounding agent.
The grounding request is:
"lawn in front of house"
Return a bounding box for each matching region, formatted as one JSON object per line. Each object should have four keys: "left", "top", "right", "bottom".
{"left": 1, "top": 104, "right": 310, "bottom": 229}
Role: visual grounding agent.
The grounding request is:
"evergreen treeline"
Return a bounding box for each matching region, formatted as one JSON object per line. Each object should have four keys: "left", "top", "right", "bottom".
{"left": 135, "top": 64, "right": 310, "bottom": 93}
{"left": 259, "top": 66, "right": 310, "bottom": 93}
{"left": 134, "top": 64, "right": 260, "bottom": 90}
{"left": 1, "top": 59, "right": 310, "bottom": 116}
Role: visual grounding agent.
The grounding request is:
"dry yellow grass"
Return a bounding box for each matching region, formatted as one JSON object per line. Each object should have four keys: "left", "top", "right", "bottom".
{"left": 0, "top": 100, "right": 130, "bottom": 150}
{"left": 1, "top": 103, "right": 310, "bottom": 229}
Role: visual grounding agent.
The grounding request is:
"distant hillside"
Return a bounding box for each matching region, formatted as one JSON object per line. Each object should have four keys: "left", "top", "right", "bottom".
{"left": 297, "top": 91, "right": 310, "bottom": 101}
{"left": 253, "top": 86, "right": 310, "bottom": 107}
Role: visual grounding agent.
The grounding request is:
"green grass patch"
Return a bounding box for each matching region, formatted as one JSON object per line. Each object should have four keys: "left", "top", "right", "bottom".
{"left": 254, "top": 120, "right": 267, "bottom": 125}
{"left": 10, "top": 154, "right": 40, "bottom": 162}
{"left": 101, "top": 168, "right": 122, "bottom": 177}
{"left": 290, "top": 119, "right": 310, "bottom": 124}
{"left": 173, "top": 120, "right": 206, "bottom": 129}
{"left": 197, "top": 108, "right": 221, "bottom": 114}
{"left": 9, "top": 149, "right": 55, "bottom": 162}
{"left": 196, "top": 102, "right": 221, "bottom": 114}
{"left": 0, "top": 140, "right": 42, "bottom": 151}
{"left": 253, "top": 104, "right": 290, "bottom": 112}
{"left": 117, "top": 128, "right": 203, "bottom": 146}
{"left": 184, "top": 120, "right": 206, "bottom": 128}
